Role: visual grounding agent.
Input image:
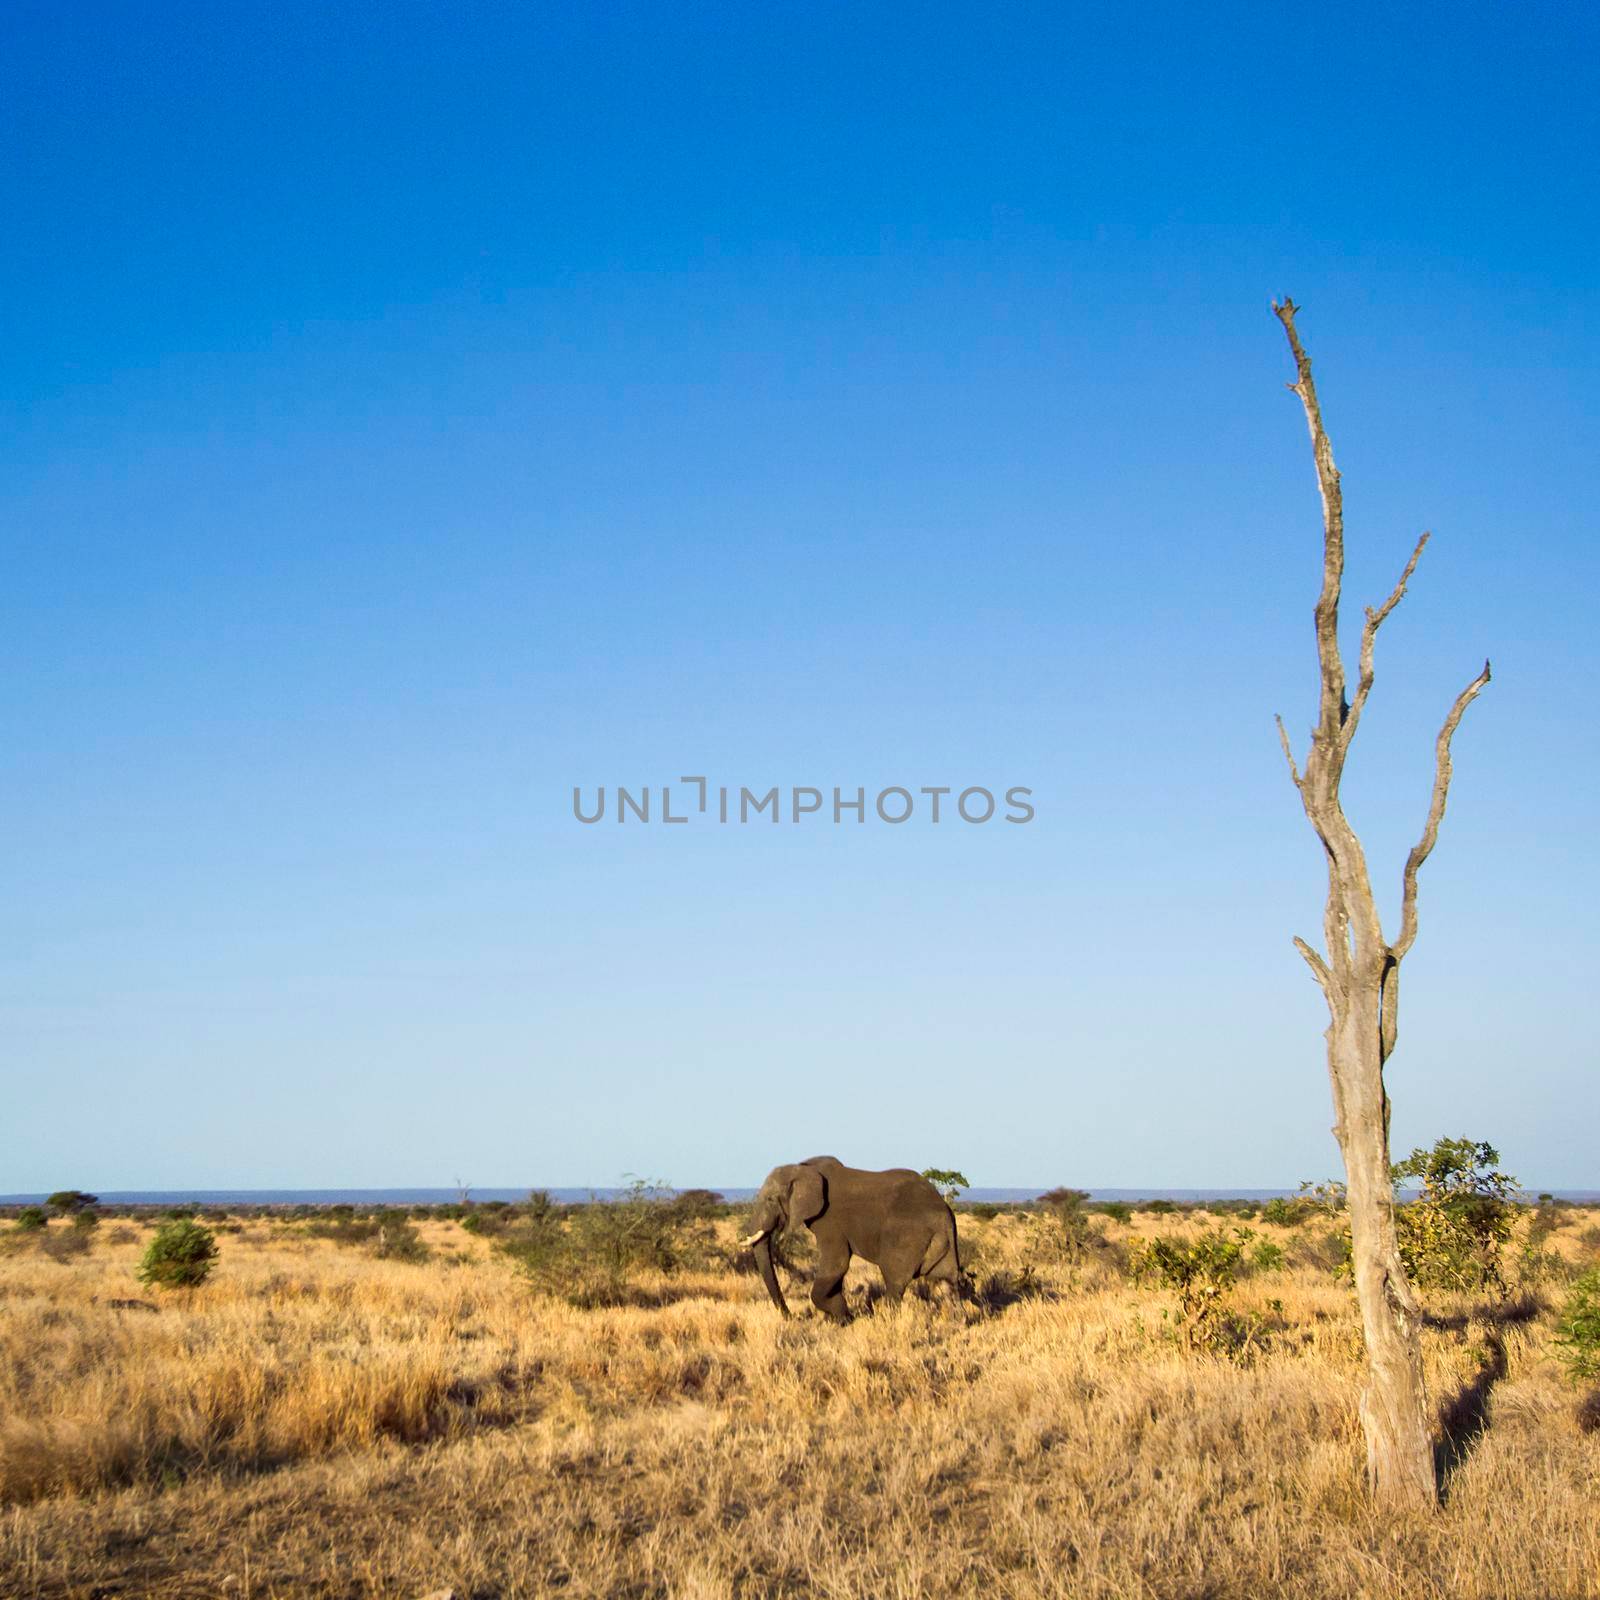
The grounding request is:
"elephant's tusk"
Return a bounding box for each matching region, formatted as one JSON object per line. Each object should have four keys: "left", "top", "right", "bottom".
{"left": 739, "top": 1230, "right": 767, "bottom": 1248}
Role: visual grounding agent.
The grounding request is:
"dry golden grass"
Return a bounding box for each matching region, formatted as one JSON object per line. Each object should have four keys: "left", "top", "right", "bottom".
{"left": 1, "top": 1209, "right": 1597, "bottom": 1599}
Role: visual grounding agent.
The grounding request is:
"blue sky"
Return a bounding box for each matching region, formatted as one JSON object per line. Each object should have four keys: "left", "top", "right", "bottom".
{"left": 4, "top": 1, "right": 1596, "bottom": 1192}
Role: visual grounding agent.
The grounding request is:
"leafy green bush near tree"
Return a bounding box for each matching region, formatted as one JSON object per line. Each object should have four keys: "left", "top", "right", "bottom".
{"left": 137, "top": 1219, "right": 219, "bottom": 1289}
{"left": 1518, "top": 1193, "right": 1568, "bottom": 1284}
{"left": 1392, "top": 1138, "right": 1518, "bottom": 1294}
{"left": 1249, "top": 1239, "right": 1287, "bottom": 1273}
{"left": 1553, "top": 1269, "right": 1600, "bottom": 1385}
{"left": 1129, "top": 1227, "right": 1275, "bottom": 1359}
{"left": 14, "top": 1208, "right": 47, "bottom": 1232}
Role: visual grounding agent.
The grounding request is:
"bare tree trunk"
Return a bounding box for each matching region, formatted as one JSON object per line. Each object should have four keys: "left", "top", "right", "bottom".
{"left": 1271, "top": 300, "right": 1489, "bottom": 1512}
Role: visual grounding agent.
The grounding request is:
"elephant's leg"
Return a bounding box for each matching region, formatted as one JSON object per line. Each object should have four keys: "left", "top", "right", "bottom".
{"left": 935, "top": 1268, "right": 964, "bottom": 1318}
{"left": 879, "top": 1261, "right": 914, "bottom": 1303}
{"left": 810, "top": 1239, "right": 852, "bottom": 1324}
{"left": 920, "top": 1246, "right": 964, "bottom": 1319}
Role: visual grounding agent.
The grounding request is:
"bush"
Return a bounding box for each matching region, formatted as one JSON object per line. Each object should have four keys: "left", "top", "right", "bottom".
{"left": 1130, "top": 1228, "right": 1271, "bottom": 1358}
{"left": 1142, "top": 1199, "right": 1177, "bottom": 1216}
{"left": 1249, "top": 1239, "right": 1287, "bottom": 1273}
{"left": 666, "top": 1188, "right": 728, "bottom": 1222}
{"left": 1260, "top": 1197, "right": 1303, "bottom": 1228}
{"left": 1031, "top": 1188, "right": 1110, "bottom": 1271}
{"left": 501, "top": 1179, "right": 705, "bottom": 1308}
{"left": 1095, "top": 1201, "right": 1134, "bottom": 1224}
{"left": 137, "top": 1220, "right": 219, "bottom": 1289}
{"left": 1553, "top": 1269, "right": 1600, "bottom": 1384}
{"left": 373, "top": 1215, "right": 429, "bottom": 1262}
{"left": 1518, "top": 1196, "right": 1567, "bottom": 1285}
{"left": 304, "top": 1215, "right": 380, "bottom": 1247}
{"left": 1530, "top": 1194, "right": 1564, "bottom": 1236}
{"left": 1296, "top": 1180, "right": 1348, "bottom": 1216}
{"left": 46, "top": 1190, "right": 98, "bottom": 1214}
{"left": 1293, "top": 1227, "right": 1351, "bottom": 1275}
{"left": 40, "top": 1226, "right": 93, "bottom": 1262}
{"left": 1392, "top": 1138, "right": 1518, "bottom": 1294}
{"left": 14, "top": 1207, "right": 47, "bottom": 1232}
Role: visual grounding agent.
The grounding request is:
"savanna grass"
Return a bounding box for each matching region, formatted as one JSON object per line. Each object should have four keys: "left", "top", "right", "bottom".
{"left": 1, "top": 1208, "right": 1597, "bottom": 1599}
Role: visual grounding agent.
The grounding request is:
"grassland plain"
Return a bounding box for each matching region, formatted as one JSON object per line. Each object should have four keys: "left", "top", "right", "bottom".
{"left": 1, "top": 1207, "right": 1597, "bottom": 1600}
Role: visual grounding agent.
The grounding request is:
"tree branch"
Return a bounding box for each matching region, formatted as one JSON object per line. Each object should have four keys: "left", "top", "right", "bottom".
{"left": 1379, "top": 956, "right": 1399, "bottom": 1061}
{"left": 1274, "top": 298, "right": 1348, "bottom": 748}
{"left": 1391, "top": 660, "right": 1492, "bottom": 960}
{"left": 1293, "top": 935, "right": 1332, "bottom": 992}
{"left": 1343, "top": 533, "right": 1430, "bottom": 751}
{"left": 1275, "top": 714, "right": 1303, "bottom": 789}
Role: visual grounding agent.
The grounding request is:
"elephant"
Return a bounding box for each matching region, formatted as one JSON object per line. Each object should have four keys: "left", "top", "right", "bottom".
{"left": 740, "top": 1155, "right": 961, "bottom": 1322}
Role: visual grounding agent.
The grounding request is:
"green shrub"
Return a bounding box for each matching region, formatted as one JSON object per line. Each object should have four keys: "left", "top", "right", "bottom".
{"left": 1553, "top": 1269, "right": 1600, "bottom": 1384}
{"left": 304, "top": 1215, "right": 380, "bottom": 1246}
{"left": 46, "top": 1190, "right": 98, "bottom": 1214}
{"left": 15, "top": 1207, "right": 47, "bottom": 1232}
{"left": 1392, "top": 1138, "right": 1518, "bottom": 1294}
{"left": 1514, "top": 1195, "right": 1567, "bottom": 1284}
{"left": 137, "top": 1219, "right": 218, "bottom": 1289}
{"left": 1142, "top": 1199, "right": 1177, "bottom": 1216}
{"left": 1249, "top": 1239, "right": 1287, "bottom": 1273}
{"left": 1260, "top": 1197, "right": 1303, "bottom": 1228}
{"left": 1094, "top": 1201, "right": 1134, "bottom": 1225}
{"left": 1130, "top": 1227, "right": 1270, "bottom": 1358}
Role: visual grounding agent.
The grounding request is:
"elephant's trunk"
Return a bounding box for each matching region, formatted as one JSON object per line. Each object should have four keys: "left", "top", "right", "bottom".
{"left": 750, "top": 1230, "right": 789, "bottom": 1316}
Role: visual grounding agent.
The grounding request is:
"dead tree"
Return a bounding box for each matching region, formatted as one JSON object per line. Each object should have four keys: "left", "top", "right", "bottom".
{"left": 1271, "top": 299, "right": 1490, "bottom": 1511}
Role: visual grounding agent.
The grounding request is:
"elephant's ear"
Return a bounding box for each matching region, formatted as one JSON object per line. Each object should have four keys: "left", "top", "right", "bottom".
{"left": 787, "top": 1165, "right": 827, "bottom": 1224}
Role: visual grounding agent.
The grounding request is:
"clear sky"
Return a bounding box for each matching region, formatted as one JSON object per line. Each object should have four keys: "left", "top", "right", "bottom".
{"left": 4, "top": 1, "right": 1596, "bottom": 1193}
